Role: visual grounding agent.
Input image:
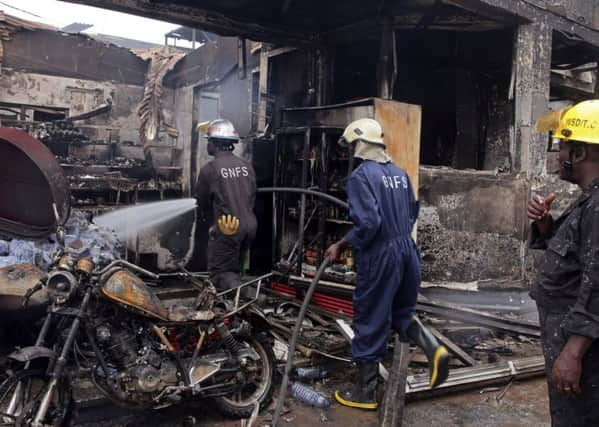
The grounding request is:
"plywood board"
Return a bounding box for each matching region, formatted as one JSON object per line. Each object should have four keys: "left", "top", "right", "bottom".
{"left": 374, "top": 98, "right": 422, "bottom": 196}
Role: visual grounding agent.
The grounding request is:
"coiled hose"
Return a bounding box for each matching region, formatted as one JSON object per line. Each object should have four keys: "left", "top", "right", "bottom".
{"left": 271, "top": 257, "right": 331, "bottom": 426}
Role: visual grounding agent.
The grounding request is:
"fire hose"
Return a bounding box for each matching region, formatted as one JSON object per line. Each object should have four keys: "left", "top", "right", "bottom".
{"left": 256, "top": 187, "right": 348, "bottom": 425}
{"left": 256, "top": 187, "right": 349, "bottom": 210}
{"left": 271, "top": 257, "right": 331, "bottom": 427}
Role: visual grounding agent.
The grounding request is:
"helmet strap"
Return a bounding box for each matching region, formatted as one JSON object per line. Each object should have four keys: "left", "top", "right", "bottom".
{"left": 210, "top": 138, "right": 235, "bottom": 152}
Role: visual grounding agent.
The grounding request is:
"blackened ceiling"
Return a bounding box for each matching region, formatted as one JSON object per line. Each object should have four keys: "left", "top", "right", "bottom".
{"left": 61, "top": 0, "right": 510, "bottom": 45}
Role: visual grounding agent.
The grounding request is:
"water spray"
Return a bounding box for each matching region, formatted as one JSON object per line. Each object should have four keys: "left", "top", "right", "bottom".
{"left": 93, "top": 198, "right": 196, "bottom": 240}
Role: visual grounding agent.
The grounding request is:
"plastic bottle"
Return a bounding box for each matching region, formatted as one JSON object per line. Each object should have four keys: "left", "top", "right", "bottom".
{"left": 291, "top": 382, "right": 331, "bottom": 408}
{"left": 294, "top": 367, "right": 332, "bottom": 380}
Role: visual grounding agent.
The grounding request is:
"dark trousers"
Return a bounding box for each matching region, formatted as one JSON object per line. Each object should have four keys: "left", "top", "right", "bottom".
{"left": 207, "top": 225, "right": 255, "bottom": 291}
{"left": 352, "top": 237, "right": 420, "bottom": 362}
{"left": 538, "top": 307, "right": 599, "bottom": 427}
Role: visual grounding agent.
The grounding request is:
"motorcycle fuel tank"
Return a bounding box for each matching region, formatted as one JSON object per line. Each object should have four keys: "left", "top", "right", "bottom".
{"left": 101, "top": 269, "right": 169, "bottom": 321}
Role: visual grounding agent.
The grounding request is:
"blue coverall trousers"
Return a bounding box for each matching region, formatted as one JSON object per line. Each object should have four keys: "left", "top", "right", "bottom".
{"left": 351, "top": 235, "right": 421, "bottom": 362}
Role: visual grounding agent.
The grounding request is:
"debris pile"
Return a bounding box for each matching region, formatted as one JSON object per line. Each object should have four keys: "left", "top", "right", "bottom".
{"left": 0, "top": 211, "right": 122, "bottom": 269}
{"left": 243, "top": 282, "right": 545, "bottom": 424}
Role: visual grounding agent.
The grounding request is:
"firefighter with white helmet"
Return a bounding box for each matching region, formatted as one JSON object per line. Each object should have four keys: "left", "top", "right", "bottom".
{"left": 530, "top": 100, "right": 599, "bottom": 426}
{"left": 325, "top": 118, "right": 449, "bottom": 410}
{"left": 194, "top": 119, "right": 257, "bottom": 290}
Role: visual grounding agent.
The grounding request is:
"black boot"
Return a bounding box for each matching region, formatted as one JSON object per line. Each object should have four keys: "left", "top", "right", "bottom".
{"left": 407, "top": 316, "right": 449, "bottom": 388}
{"left": 334, "top": 362, "right": 378, "bottom": 410}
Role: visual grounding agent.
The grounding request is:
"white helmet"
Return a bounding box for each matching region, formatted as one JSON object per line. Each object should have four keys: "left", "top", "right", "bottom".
{"left": 339, "top": 118, "right": 385, "bottom": 147}
{"left": 205, "top": 119, "right": 239, "bottom": 141}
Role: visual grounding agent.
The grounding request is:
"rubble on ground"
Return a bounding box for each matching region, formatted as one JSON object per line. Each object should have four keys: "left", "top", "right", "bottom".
{"left": 0, "top": 210, "right": 122, "bottom": 269}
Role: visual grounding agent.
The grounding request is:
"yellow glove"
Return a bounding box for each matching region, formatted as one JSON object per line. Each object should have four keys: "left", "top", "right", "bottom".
{"left": 217, "top": 214, "right": 240, "bottom": 235}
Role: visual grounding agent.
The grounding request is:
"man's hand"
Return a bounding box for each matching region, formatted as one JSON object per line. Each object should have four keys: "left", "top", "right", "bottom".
{"left": 552, "top": 348, "right": 583, "bottom": 397}
{"left": 552, "top": 335, "right": 592, "bottom": 397}
{"left": 325, "top": 242, "right": 342, "bottom": 262}
{"left": 528, "top": 193, "right": 556, "bottom": 234}
{"left": 528, "top": 193, "right": 556, "bottom": 221}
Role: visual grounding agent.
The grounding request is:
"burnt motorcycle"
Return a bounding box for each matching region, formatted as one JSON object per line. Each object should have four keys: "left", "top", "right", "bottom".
{"left": 0, "top": 255, "right": 274, "bottom": 426}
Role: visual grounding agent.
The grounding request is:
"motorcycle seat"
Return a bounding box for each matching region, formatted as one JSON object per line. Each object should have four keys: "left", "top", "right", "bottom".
{"left": 167, "top": 305, "right": 215, "bottom": 322}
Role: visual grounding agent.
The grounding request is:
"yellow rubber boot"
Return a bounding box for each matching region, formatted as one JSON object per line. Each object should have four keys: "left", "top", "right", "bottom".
{"left": 407, "top": 316, "right": 450, "bottom": 388}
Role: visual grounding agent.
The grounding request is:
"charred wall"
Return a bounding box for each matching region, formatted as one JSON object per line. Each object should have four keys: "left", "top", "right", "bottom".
{"left": 163, "top": 36, "right": 239, "bottom": 89}
{"left": 0, "top": 29, "right": 155, "bottom": 144}
{"left": 0, "top": 70, "right": 146, "bottom": 144}
{"left": 3, "top": 29, "right": 147, "bottom": 85}
{"left": 166, "top": 36, "right": 255, "bottom": 195}
{"left": 418, "top": 166, "right": 529, "bottom": 283}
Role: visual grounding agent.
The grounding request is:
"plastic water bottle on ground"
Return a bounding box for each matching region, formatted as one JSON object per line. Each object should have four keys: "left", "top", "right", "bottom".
{"left": 295, "top": 367, "right": 332, "bottom": 380}
{"left": 291, "top": 382, "right": 331, "bottom": 408}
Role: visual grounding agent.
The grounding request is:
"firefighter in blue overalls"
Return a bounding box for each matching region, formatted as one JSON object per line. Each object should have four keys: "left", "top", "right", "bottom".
{"left": 325, "top": 118, "right": 450, "bottom": 409}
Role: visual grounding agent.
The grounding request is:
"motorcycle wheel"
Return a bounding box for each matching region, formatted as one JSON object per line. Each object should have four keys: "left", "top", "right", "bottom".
{"left": 0, "top": 369, "right": 71, "bottom": 427}
{"left": 213, "top": 334, "right": 274, "bottom": 419}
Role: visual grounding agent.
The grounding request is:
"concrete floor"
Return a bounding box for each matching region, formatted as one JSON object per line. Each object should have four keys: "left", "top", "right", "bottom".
{"left": 265, "top": 378, "right": 551, "bottom": 427}
{"left": 90, "top": 377, "right": 550, "bottom": 427}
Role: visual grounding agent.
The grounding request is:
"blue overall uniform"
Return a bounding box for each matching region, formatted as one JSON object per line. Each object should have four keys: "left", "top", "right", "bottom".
{"left": 345, "top": 160, "right": 420, "bottom": 363}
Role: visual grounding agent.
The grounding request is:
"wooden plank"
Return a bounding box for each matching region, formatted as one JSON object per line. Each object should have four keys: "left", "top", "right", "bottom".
{"left": 429, "top": 326, "right": 478, "bottom": 367}
{"left": 380, "top": 336, "right": 411, "bottom": 427}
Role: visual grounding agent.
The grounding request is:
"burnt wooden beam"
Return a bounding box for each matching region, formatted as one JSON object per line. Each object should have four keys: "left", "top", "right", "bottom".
{"left": 443, "top": 0, "right": 599, "bottom": 47}
{"left": 380, "top": 336, "right": 410, "bottom": 427}
{"left": 394, "top": 13, "right": 505, "bottom": 31}
{"left": 441, "top": 0, "right": 525, "bottom": 25}
{"left": 376, "top": 17, "right": 394, "bottom": 99}
{"left": 429, "top": 326, "right": 478, "bottom": 367}
{"left": 60, "top": 0, "right": 316, "bottom": 46}
{"left": 326, "top": 13, "right": 504, "bottom": 45}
